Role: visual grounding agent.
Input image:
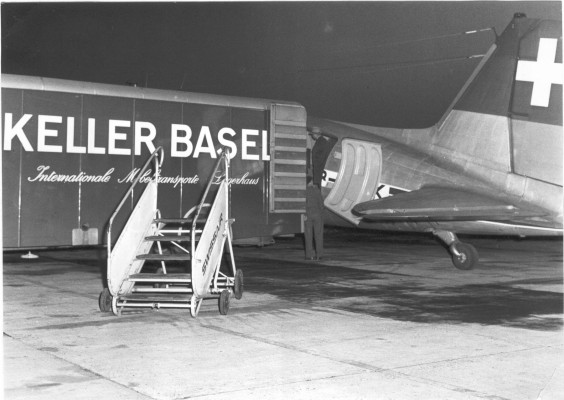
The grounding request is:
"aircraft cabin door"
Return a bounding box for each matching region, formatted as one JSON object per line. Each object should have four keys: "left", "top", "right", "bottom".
{"left": 324, "top": 139, "right": 382, "bottom": 225}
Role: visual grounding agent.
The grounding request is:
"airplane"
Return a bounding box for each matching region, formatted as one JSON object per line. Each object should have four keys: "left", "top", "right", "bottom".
{"left": 307, "top": 13, "right": 563, "bottom": 269}
{"left": 1, "top": 13, "right": 562, "bottom": 271}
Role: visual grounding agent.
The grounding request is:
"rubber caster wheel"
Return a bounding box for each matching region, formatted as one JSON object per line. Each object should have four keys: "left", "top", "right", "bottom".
{"left": 111, "top": 295, "right": 120, "bottom": 316}
{"left": 98, "top": 288, "right": 112, "bottom": 312}
{"left": 233, "top": 269, "right": 244, "bottom": 300}
{"left": 451, "top": 242, "right": 479, "bottom": 270}
{"left": 190, "top": 295, "right": 203, "bottom": 318}
{"left": 219, "top": 290, "right": 231, "bottom": 315}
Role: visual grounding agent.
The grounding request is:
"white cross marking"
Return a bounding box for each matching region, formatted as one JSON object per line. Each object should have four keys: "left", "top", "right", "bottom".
{"left": 516, "top": 38, "right": 563, "bottom": 107}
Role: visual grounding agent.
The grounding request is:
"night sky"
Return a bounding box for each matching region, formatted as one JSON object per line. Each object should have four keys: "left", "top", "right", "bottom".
{"left": 2, "top": 1, "right": 562, "bottom": 128}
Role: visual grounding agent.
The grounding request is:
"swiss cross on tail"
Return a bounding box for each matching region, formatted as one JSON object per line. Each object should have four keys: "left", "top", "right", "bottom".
{"left": 516, "top": 38, "right": 563, "bottom": 107}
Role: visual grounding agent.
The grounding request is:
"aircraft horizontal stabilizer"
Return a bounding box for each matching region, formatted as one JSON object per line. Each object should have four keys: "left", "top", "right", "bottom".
{"left": 351, "top": 186, "right": 545, "bottom": 222}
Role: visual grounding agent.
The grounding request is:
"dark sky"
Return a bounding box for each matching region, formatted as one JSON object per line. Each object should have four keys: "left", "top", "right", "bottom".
{"left": 1, "top": 1, "right": 562, "bottom": 128}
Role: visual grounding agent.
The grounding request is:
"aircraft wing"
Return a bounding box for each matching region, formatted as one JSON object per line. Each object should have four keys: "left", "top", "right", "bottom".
{"left": 351, "top": 186, "right": 546, "bottom": 222}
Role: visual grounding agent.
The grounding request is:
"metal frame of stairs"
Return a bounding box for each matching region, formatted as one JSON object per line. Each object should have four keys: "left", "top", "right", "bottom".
{"left": 98, "top": 147, "right": 243, "bottom": 317}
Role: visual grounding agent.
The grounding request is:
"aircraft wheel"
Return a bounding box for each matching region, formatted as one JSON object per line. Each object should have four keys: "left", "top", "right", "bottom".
{"left": 451, "top": 242, "right": 479, "bottom": 270}
{"left": 233, "top": 269, "right": 244, "bottom": 300}
{"left": 98, "top": 288, "right": 112, "bottom": 312}
{"left": 219, "top": 290, "right": 231, "bottom": 315}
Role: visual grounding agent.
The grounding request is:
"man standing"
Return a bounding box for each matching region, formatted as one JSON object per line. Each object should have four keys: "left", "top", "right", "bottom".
{"left": 304, "top": 176, "right": 324, "bottom": 261}
{"left": 310, "top": 126, "right": 333, "bottom": 188}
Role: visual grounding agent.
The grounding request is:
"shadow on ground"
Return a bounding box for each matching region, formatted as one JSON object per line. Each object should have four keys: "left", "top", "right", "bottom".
{"left": 241, "top": 256, "right": 563, "bottom": 331}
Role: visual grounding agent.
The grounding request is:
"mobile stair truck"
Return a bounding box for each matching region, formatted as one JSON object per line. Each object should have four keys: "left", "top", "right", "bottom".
{"left": 98, "top": 147, "right": 243, "bottom": 317}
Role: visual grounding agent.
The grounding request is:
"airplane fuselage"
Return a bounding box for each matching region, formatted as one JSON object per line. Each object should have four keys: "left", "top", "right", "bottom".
{"left": 314, "top": 117, "right": 562, "bottom": 236}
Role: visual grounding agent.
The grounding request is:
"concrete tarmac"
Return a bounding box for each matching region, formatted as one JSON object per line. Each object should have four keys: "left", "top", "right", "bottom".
{"left": 3, "top": 229, "right": 563, "bottom": 400}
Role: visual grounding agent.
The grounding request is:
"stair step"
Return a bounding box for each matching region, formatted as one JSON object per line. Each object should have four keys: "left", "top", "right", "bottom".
{"left": 155, "top": 218, "right": 206, "bottom": 223}
{"left": 155, "top": 218, "right": 191, "bottom": 224}
{"left": 137, "top": 253, "right": 191, "bottom": 261}
{"left": 155, "top": 218, "right": 207, "bottom": 224}
{"left": 145, "top": 235, "right": 191, "bottom": 242}
{"left": 129, "top": 273, "right": 191, "bottom": 282}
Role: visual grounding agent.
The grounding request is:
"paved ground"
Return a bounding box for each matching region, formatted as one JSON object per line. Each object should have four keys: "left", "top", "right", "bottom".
{"left": 3, "top": 229, "right": 563, "bottom": 399}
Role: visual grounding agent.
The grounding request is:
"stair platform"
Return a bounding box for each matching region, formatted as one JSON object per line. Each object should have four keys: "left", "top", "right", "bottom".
{"left": 119, "top": 292, "right": 193, "bottom": 301}
{"left": 145, "top": 235, "right": 192, "bottom": 242}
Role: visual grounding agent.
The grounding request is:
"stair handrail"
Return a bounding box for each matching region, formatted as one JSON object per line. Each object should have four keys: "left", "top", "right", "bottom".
{"left": 191, "top": 148, "right": 230, "bottom": 255}
{"left": 107, "top": 146, "right": 165, "bottom": 257}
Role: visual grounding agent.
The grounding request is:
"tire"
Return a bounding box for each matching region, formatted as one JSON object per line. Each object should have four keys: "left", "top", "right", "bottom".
{"left": 451, "top": 242, "right": 479, "bottom": 270}
{"left": 233, "top": 269, "right": 244, "bottom": 300}
{"left": 98, "top": 288, "right": 112, "bottom": 312}
{"left": 219, "top": 290, "right": 230, "bottom": 315}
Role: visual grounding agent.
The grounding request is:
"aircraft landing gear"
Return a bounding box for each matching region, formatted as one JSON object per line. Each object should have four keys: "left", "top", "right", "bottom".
{"left": 433, "top": 230, "right": 479, "bottom": 270}
{"left": 450, "top": 241, "right": 479, "bottom": 270}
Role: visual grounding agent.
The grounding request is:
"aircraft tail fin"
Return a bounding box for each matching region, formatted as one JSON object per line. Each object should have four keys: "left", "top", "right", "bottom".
{"left": 433, "top": 13, "right": 562, "bottom": 181}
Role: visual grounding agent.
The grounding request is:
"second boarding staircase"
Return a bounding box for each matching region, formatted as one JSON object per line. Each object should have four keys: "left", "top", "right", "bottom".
{"left": 98, "top": 147, "right": 243, "bottom": 317}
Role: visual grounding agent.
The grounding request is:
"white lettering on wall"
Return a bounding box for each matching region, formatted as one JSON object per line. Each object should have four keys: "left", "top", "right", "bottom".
{"left": 261, "top": 129, "right": 270, "bottom": 161}
{"left": 28, "top": 165, "right": 114, "bottom": 183}
{"left": 193, "top": 126, "right": 217, "bottom": 158}
{"left": 87, "top": 118, "right": 106, "bottom": 154}
{"left": 3, "top": 113, "right": 33, "bottom": 151}
{"left": 37, "top": 115, "right": 63, "bottom": 153}
{"left": 218, "top": 127, "right": 237, "bottom": 159}
{"left": 2, "top": 113, "right": 272, "bottom": 160}
{"left": 242, "top": 129, "right": 259, "bottom": 161}
{"left": 108, "top": 120, "right": 131, "bottom": 155}
{"left": 171, "top": 124, "right": 193, "bottom": 157}
{"left": 25, "top": 164, "right": 261, "bottom": 187}
{"left": 135, "top": 121, "right": 156, "bottom": 155}
{"left": 66, "top": 117, "right": 86, "bottom": 153}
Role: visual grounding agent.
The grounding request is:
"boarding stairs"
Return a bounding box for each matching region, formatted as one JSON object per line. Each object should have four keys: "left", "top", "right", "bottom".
{"left": 98, "top": 147, "right": 243, "bottom": 317}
